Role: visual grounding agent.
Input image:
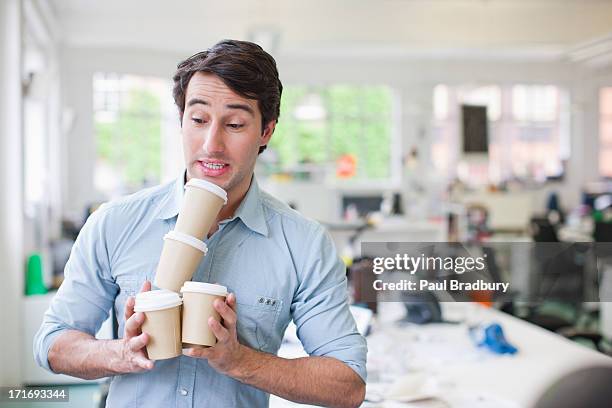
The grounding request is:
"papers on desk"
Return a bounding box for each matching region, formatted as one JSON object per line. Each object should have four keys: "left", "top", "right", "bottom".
{"left": 364, "top": 307, "right": 521, "bottom": 408}
{"left": 365, "top": 375, "right": 520, "bottom": 408}
{"left": 368, "top": 393, "right": 520, "bottom": 408}
{"left": 385, "top": 372, "right": 436, "bottom": 402}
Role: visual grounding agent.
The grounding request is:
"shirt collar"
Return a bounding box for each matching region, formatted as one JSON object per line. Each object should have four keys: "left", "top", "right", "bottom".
{"left": 156, "top": 171, "right": 268, "bottom": 237}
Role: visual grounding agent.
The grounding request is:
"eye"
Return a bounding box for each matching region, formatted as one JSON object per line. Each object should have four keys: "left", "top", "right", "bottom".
{"left": 191, "top": 117, "right": 204, "bottom": 124}
{"left": 227, "top": 123, "right": 244, "bottom": 129}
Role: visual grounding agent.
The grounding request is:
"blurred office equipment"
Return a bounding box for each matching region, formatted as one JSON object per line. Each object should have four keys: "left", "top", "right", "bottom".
{"left": 466, "top": 203, "right": 491, "bottom": 242}
{"left": 601, "top": 263, "right": 612, "bottom": 345}
{"left": 461, "top": 104, "right": 489, "bottom": 154}
{"left": 348, "top": 257, "right": 378, "bottom": 314}
{"left": 49, "top": 237, "right": 74, "bottom": 289}
{"left": 525, "top": 243, "right": 590, "bottom": 330}
{"left": 342, "top": 194, "right": 384, "bottom": 219}
{"left": 455, "top": 191, "right": 535, "bottom": 234}
{"left": 594, "top": 221, "right": 612, "bottom": 243}
{"left": 530, "top": 216, "right": 560, "bottom": 243}
{"left": 400, "top": 291, "right": 443, "bottom": 325}
{"left": 533, "top": 366, "right": 612, "bottom": 408}
{"left": 25, "top": 253, "right": 47, "bottom": 295}
{"left": 545, "top": 191, "right": 566, "bottom": 225}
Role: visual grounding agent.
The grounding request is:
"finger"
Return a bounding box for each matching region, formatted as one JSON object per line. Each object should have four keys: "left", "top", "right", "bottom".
{"left": 125, "top": 312, "right": 145, "bottom": 339}
{"left": 209, "top": 316, "right": 230, "bottom": 342}
{"left": 226, "top": 293, "right": 237, "bottom": 311}
{"left": 140, "top": 280, "right": 151, "bottom": 293}
{"left": 134, "top": 356, "right": 154, "bottom": 370}
{"left": 124, "top": 296, "right": 135, "bottom": 321}
{"left": 183, "top": 347, "right": 211, "bottom": 359}
{"left": 214, "top": 299, "right": 237, "bottom": 327}
{"left": 128, "top": 332, "right": 149, "bottom": 352}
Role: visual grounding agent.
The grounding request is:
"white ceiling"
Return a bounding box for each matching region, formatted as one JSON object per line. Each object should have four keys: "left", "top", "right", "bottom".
{"left": 49, "top": 0, "right": 612, "bottom": 59}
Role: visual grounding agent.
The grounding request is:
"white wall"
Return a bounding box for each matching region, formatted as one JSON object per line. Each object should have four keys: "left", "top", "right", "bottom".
{"left": 0, "top": 0, "right": 23, "bottom": 387}
{"left": 59, "top": 46, "right": 610, "bottom": 217}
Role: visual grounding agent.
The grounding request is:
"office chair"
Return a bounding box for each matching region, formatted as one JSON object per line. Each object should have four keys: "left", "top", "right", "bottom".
{"left": 515, "top": 219, "right": 610, "bottom": 351}
{"left": 348, "top": 257, "right": 378, "bottom": 314}
{"left": 594, "top": 221, "right": 612, "bottom": 257}
{"left": 504, "top": 218, "right": 593, "bottom": 338}
{"left": 530, "top": 216, "right": 560, "bottom": 243}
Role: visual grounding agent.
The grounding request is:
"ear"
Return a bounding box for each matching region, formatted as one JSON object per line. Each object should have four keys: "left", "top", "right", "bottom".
{"left": 260, "top": 120, "right": 276, "bottom": 147}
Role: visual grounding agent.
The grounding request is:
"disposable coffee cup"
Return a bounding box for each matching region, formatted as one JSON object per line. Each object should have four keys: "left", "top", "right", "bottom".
{"left": 154, "top": 231, "right": 208, "bottom": 292}
{"left": 175, "top": 178, "right": 227, "bottom": 240}
{"left": 134, "top": 289, "right": 183, "bottom": 360}
{"left": 180, "top": 282, "right": 228, "bottom": 348}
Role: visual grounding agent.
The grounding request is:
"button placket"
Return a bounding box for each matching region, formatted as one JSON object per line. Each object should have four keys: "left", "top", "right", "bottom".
{"left": 176, "top": 356, "right": 196, "bottom": 408}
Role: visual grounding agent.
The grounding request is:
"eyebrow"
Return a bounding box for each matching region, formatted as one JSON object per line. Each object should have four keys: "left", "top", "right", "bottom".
{"left": 186, "top": 98, "right": 255, "bottom": 116}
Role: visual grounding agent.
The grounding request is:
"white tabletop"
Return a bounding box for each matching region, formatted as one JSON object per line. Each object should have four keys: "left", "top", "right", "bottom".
{"left": 270, "top": 302, "right": 612, "bottom": 408}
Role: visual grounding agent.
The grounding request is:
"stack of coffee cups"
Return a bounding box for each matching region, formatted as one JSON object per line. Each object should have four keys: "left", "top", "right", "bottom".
{"left": 134, "top": 179, "right": 229, "bottom": 360}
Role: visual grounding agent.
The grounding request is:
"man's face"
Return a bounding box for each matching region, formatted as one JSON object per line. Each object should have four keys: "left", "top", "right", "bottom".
{"left": 181, "top": 72, "right": 274, "bottom": 193}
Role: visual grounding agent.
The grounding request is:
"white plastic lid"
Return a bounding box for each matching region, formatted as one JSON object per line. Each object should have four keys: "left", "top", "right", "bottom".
{"left": 185, "top": 178, "right": 228, "bottom": 204}
{"left": 134, "top": 289, "right": 182, "bottom": 312}
{"left": 164, "top": 231, "right": 208, "bottom": 254}
{"left": 180, "top": 281, "right": 228, "bottom": 297}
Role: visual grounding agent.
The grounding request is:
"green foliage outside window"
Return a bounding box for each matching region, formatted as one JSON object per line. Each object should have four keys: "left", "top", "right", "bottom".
{"left": 270, "top": 85, "right": 393, "bottom": 180}
{"left": 95, "top": 89, "right": 162, "bottom": 188}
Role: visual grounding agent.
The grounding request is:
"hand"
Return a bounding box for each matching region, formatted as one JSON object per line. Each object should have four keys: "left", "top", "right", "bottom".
{"left": 183, "top": 293, "right": 245, "bottom": 376}
{"left": 111, "top": 281, "right": 154, "bottom": 374}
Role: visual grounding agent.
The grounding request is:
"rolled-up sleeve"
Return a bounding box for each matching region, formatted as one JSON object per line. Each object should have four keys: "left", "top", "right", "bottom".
{"left": 290, "top": 223, "right": 368, "bottom": 382}
{"left": 33, "top": 204, "right": 118, "bottom": 372}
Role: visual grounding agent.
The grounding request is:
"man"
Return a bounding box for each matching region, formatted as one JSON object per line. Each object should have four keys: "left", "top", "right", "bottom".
{"left": 34, "top": 40, "right": 367, "bottom": 408}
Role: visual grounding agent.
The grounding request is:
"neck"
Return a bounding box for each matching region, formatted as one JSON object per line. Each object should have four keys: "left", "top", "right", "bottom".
{"left": 217, "top": 174, "right": 252, "bottom": 222}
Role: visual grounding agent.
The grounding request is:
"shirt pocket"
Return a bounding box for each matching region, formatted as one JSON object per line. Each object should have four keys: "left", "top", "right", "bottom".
{"left": 236, "top": 296, "right": 282, "bottom": 352}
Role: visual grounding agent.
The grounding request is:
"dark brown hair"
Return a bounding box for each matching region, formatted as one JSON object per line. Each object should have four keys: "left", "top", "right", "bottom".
{"left": 173, "top": 39, "right": 283, "bottom": 154}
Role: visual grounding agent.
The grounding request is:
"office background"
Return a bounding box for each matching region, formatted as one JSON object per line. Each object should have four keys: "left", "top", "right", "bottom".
{"left": 1, "top": 0, "right": 612, "bottom": 407}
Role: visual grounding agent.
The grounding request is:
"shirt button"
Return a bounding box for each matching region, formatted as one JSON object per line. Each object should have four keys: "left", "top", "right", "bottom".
{"left": 179, "top": 389, "right": 188, "bottom": 396}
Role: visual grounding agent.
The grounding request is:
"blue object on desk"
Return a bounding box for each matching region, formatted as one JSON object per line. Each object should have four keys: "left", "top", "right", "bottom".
{"left": 470, "top": 323, "right": 518, "bottom": 355}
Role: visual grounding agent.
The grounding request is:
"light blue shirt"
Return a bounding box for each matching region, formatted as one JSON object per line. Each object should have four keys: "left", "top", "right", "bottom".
{"left": 34, "top": 174, "right": 367, "bottom": 407}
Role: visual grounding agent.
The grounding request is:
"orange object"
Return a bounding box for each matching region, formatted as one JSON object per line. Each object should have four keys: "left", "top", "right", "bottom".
{"left": 336, "top": 154, "right": 357, "bottom": 178}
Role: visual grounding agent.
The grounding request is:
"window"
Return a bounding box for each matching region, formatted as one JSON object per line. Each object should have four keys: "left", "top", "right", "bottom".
{"left": 264, "top": 85, "right": 395, "bottom": 182}
{"left": 432, "top": 84, "right": 569, "bottom": 184}
{"left": 600, "top": 87, "right": 612, "bottom": 178}
{"left": 93, "top": 73, "right": 180, "bottom": 197}
{"left": 512, "top": 85, "right": 558, "bottom": 122}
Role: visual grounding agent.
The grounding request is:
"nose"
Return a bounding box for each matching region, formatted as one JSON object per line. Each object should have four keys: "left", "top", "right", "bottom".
{"left": 203, "top": 120, "right": 225, "bottom": 155}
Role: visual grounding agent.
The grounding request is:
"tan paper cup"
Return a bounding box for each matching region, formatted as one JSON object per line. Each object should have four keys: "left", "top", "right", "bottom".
{"left": 154, "top": 231, "right": 208, "bottom": 292}
{"left": 175, "top": 178, "right": 227, "bottom": 239}
{"left": 134, "top": 290, "right": 183, "bottom": 360}
{"left": 180, "top": 282, "right": 228, "bottom": 348}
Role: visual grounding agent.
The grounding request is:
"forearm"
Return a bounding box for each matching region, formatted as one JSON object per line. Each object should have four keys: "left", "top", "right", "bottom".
{"left": 48, "top": 330, "right": 123, "bottom": 380}
{"left": 230, "top": 345, "right": 365, "bottom": 408}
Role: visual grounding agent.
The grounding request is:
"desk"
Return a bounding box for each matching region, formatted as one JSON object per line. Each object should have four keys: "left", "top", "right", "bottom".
{"left": 270, "top": 302, "right": 612, "bottom": 408}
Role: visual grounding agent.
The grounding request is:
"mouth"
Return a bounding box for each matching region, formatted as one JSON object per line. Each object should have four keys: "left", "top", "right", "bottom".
{"left": 197, "top": 160, "right": 230, "bottom": 177}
